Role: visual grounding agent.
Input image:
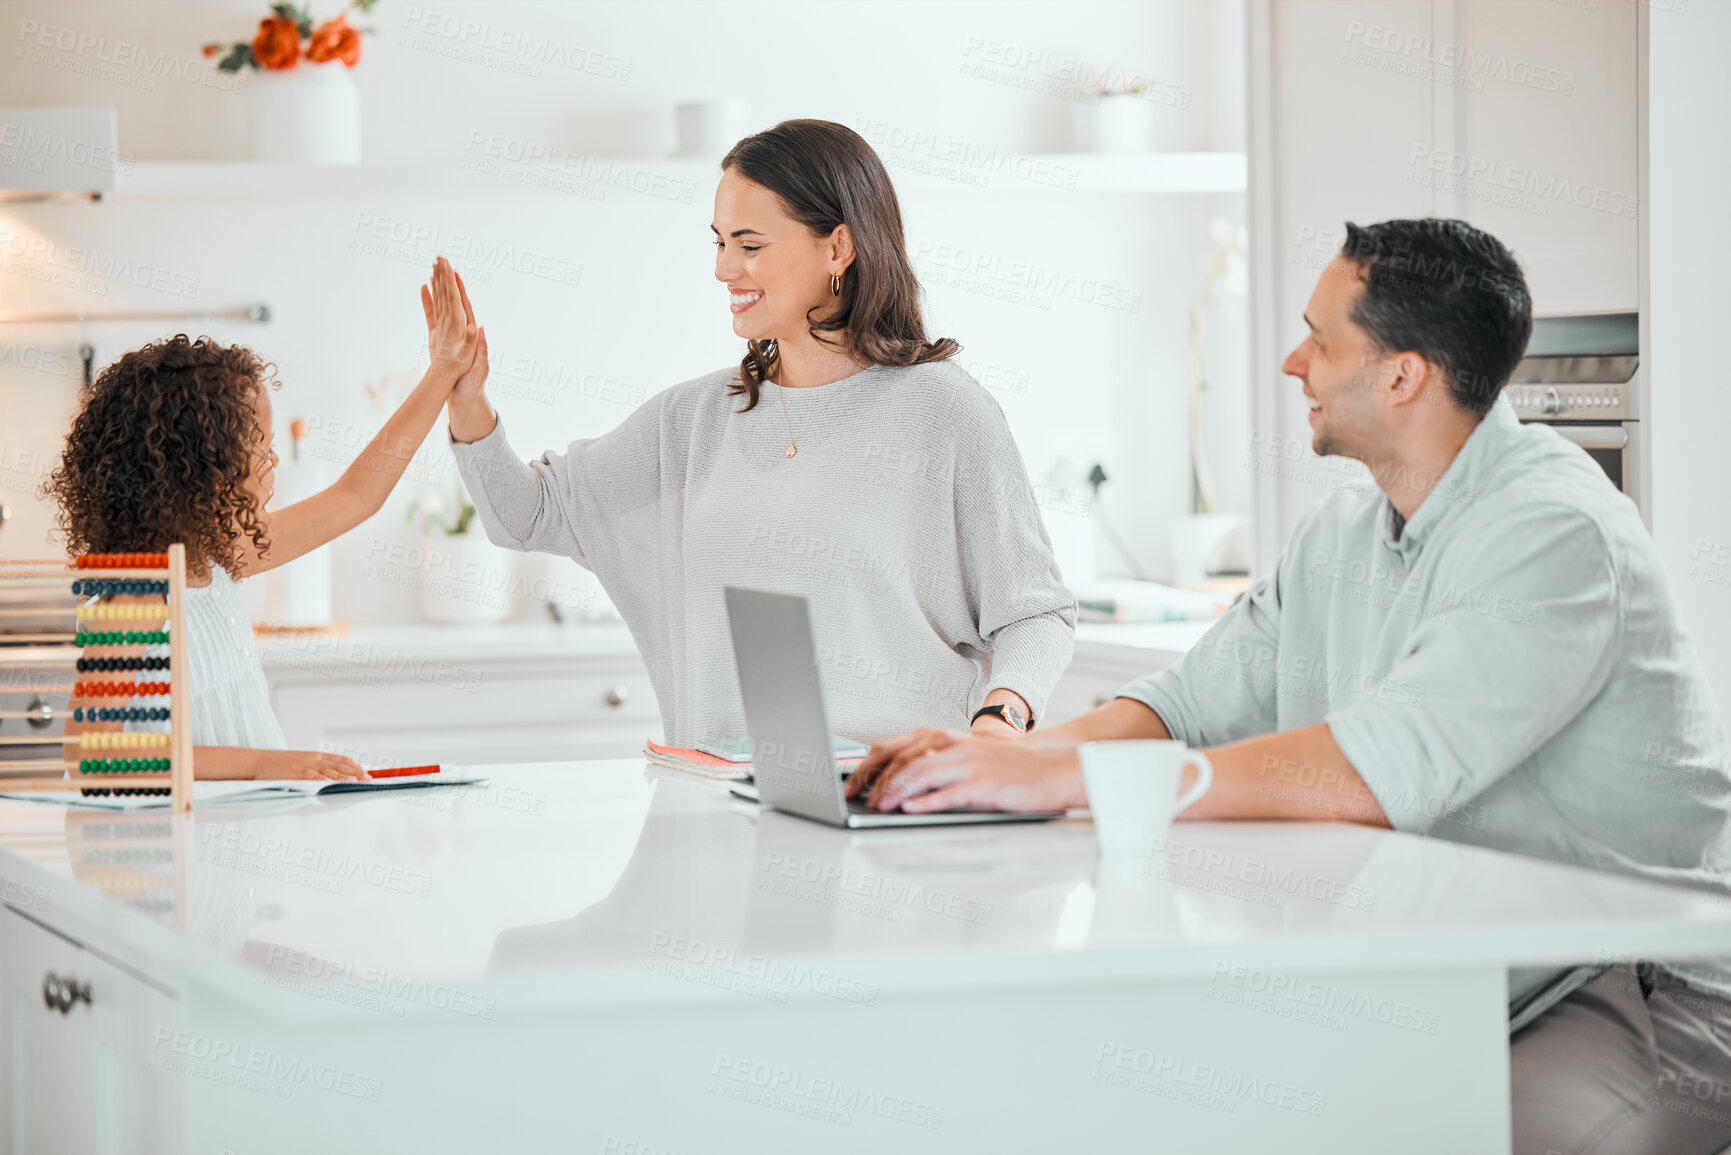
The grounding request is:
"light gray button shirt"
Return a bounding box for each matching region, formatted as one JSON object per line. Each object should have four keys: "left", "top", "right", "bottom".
{"left": 1119, "top": 396, "right": 1730, "bottom": 1018}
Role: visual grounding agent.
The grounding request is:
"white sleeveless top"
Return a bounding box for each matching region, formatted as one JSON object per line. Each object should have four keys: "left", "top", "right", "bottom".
{"left": 154, "top": 566, "right": 286, "bottom": 749}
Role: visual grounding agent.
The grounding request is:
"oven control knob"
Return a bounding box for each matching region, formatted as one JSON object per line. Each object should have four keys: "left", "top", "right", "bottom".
{"left": 1542, "top": 388, "right": 1563, "bottom": 416}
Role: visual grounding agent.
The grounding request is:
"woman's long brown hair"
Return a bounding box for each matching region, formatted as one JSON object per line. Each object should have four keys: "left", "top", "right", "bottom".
{"left": 720, "top": 119, "right": 958, "bottom": 411}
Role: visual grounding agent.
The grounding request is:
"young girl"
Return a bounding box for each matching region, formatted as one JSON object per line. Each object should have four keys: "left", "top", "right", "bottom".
{"left": 44, "top": 257, "right": 482, "bottom": 780}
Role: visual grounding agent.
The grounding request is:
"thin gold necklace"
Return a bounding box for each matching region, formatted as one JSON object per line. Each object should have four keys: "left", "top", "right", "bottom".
{"left": 775, "top": 373, "right": 845, "bottom": 458}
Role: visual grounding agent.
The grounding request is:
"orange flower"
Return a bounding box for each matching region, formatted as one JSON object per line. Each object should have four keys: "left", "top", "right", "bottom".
{"left": 251, "top": 14, "right": 301, "bottom": 70}
{"left": 201, "top": 43, "right": 219, "bottom": 58}
{"left": 306, "top": 15, "right": 361, "bottom": 67}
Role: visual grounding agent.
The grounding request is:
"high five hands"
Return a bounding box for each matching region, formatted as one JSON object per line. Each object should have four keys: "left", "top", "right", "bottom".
{"left": 420, "top": 256, "right": 488, "bottom": 395}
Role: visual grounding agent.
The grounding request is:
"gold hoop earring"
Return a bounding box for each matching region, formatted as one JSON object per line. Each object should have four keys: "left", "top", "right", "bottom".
{"left": 830, "top": 273, "right": 842, "bottom": 296}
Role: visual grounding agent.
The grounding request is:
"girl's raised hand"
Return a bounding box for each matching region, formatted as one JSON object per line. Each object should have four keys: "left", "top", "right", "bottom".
{"left": 421, "top": 256, "right": 479, "bottom": 383}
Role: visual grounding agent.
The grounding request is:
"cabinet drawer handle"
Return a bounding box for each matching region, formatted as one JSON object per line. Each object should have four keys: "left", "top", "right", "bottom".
{"left": 42, "top": 972, "right": 90, "bottom": 1015}
{"left": 604, "top": 685, "right": 629, "bottom": 708}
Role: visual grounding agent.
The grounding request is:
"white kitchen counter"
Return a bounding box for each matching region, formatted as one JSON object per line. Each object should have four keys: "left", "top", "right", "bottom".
{"left": 2, "top": 761, "right": 1724, "bottom": 1021}
{"left": 1073, "top": 619, "right": 1216, "bottom": 667}
{"left": 1, "top": 761, "right": 1728, "bottom": 1153}
{"left": 255, "top": 620, "right": 1207, "bottom": 674}
{"left": 255, "top": 621, "right": 644, "bottom": 674}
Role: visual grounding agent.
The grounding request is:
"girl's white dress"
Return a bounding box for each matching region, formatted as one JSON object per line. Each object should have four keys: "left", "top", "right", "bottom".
{"left": 165, "top": 566, "right": 286, "bottom": 749}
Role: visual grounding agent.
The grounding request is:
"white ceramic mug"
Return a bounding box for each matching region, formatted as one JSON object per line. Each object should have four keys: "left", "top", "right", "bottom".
{"left": 1079, "top": 740, "right": 1214, "bottom": 857}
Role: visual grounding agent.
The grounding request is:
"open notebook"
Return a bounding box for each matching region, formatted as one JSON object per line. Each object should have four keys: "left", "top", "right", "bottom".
{"left": 0, "top": 768, "right": 484, "bottom": 812}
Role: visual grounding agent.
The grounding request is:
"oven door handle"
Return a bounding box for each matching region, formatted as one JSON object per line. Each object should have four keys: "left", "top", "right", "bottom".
{"left": 1551, "top": 425, "right": 1631, "bottom": 450}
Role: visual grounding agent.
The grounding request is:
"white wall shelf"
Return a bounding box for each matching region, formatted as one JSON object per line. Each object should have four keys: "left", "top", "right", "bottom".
{"left": 108, "top": 153, "right": 1246, "bottom": 201}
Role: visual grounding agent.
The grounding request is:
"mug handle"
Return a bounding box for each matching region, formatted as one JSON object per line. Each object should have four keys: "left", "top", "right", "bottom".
{"left": 1175, "top": 751, "right": 1213, "bottom": 813}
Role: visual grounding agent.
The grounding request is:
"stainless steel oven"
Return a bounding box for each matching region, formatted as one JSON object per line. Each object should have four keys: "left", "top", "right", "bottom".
{"left": 1506, "top": 311, "right": 1641, "bottom": 515}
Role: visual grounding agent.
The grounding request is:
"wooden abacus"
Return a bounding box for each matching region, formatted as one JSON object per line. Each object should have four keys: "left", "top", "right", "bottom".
{"left": 0, "top": 546, "right": 194, "bottom": 811}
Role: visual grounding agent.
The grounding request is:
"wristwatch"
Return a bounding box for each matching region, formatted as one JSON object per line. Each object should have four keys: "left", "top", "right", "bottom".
{"left": 971, "top": 702, "right": 1029, "bottom": 733}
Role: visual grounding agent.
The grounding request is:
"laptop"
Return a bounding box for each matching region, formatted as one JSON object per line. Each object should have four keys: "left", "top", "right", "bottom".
{"left": 722, "top": 586, "right": 1064, "bottom": 828}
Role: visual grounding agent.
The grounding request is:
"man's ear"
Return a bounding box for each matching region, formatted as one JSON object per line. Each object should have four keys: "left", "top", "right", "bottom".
{"left": 1386, "top": 351, "right": 1435, "bottom": 409}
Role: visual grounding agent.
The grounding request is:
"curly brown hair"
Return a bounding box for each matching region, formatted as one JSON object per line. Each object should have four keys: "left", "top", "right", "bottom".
{"left": 43, "top": 334, "right": 277, "bottom": 576}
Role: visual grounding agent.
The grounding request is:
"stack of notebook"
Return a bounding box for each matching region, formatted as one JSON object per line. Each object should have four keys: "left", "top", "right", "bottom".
{"left": 643, "top": 735, "right": 870, "bottom": 783}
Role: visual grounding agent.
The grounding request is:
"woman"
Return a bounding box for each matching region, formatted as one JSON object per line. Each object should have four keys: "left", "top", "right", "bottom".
{"left": 445, "top": 119, "right": 1075, "bottom": 748}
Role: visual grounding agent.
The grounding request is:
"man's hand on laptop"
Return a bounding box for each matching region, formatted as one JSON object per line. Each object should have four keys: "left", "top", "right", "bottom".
{"left": 847, "top": 729, "right": 1086, "bottom": 813}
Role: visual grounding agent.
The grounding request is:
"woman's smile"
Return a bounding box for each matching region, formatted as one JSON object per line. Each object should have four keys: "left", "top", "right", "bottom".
{"left": 729, "top": 289, "right": 764, "bottom": 314}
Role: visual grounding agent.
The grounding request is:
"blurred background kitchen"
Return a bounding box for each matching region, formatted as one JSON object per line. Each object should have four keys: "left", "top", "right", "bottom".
{"left": 1, "top": 1, "right": 1722, "bottom": 772}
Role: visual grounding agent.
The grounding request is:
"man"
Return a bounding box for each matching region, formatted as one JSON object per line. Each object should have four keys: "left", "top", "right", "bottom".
{"left": 847, "top": 219, "right": 1731, "bottom": 1155}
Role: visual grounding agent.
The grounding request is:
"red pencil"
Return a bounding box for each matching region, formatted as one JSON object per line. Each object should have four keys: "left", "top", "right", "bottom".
{"left": 369, "top": 764, "right": 440, "bottom": 779}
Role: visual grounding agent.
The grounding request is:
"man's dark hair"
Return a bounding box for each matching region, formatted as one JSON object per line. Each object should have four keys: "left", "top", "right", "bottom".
{"left": 1338, "top": 218, "right": 1532, "bottom": 414}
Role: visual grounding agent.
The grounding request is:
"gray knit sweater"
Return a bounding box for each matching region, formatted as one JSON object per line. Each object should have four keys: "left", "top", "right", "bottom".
{"left": 450, "top": 359, "right": 1077, "bottom": 747}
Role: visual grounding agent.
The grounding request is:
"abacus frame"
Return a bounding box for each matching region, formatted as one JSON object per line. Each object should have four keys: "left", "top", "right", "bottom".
{"left": 2, "top": 545, "right": 194, "bottom": 811}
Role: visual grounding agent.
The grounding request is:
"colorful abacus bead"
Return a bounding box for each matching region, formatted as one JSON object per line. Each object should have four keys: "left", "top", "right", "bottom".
{"left": 72, "top": 680, "right": 172, "bottom": 697}
{"left": 71, "top": 578, "right": 169, "bottom": 597}
{"left": 77, "top": 757, "right": 171, "bottom": 774}
{"left": 74, "top": 553, "right": 169, "bottom": 570}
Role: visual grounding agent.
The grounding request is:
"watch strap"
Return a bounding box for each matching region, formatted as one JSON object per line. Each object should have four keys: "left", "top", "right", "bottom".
{"left": 972, "top": 703, "right": 1028, "bottom": 732}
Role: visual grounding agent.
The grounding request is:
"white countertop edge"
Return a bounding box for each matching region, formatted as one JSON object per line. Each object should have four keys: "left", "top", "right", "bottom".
{"left": 8, "top": 838, "right": 1731, "bottom": 1028}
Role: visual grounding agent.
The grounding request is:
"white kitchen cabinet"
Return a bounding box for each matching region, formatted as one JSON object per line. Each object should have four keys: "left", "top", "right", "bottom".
{"left": 1248, "top": 0, "right": 1642, "bottom": 562}
{"left": 259, "top": 624, "right": 663, "bottom": 766}
{"left": 0, "top": 905, "right": 180, "bottom": 1155}
{"left": 1451, "top": 0, "right": 1638, "bottom": 313}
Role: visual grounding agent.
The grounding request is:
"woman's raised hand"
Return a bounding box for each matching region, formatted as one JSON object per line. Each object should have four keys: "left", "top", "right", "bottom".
{"left": 449, "top": 272, "right": 489, "bottom": 404}
{"left": 421, "top": 256, "right": 480, "bottom": 384}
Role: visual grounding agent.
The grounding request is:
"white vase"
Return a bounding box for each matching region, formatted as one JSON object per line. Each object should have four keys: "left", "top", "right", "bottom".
{"left": 1079, "top": 92, "right": 1156, "bottom": 154}
{"left": 248, "top": 61, "right": 361, "bottom": 164}
{"left": 419, "top": 532, "right": 511, "bottom": 625}
{"left": 267, "top": 454, "right": 333, "bottom": 626}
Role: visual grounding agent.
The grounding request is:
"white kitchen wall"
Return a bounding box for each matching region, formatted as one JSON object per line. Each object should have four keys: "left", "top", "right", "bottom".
{"left": 0, "top": 0, "right": 1247, "bottom": 624}
{"left": 1650, "top": 0, "right": 1731, "bottom": 718}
